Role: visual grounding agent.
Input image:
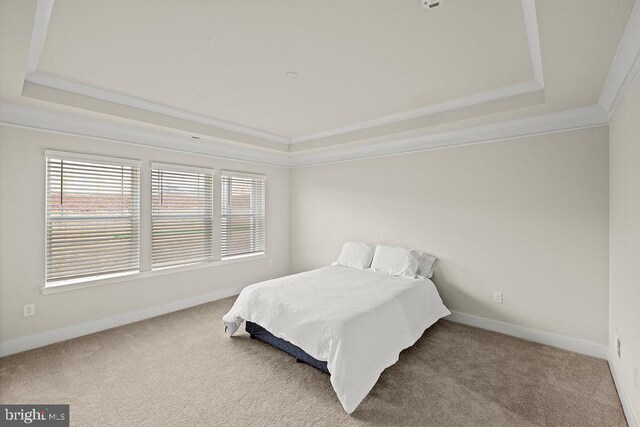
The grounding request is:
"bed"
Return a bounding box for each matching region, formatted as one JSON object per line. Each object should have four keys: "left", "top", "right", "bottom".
{"left": 245, "top": 321, "right": 329, "bottom": 373}
{"left": 223, "top": 264, "right": 450, "bottom": 414}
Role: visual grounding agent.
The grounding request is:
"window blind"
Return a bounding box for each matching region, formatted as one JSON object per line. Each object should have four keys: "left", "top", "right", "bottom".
{"left": 151, "top": 164, "right": 214, "bottom": 268}
{"left": 45, "top": 152, "right": 140, "bottom": 284}
{"left": 221, "top": 171, "right": 266, "bottom": 258}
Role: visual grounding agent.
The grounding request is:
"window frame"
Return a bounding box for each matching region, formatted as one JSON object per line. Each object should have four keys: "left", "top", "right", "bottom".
{"left": 220, "top": 170, "right": 267, "bottom": 260}
{"left": 44, "top": 150, "right": 142, "bottom": 287}
{"left": 41, "top": 152, "right": 268, "bottom": 294}
{"left": 150, "top": 162, "right": 215, "bottom": 270}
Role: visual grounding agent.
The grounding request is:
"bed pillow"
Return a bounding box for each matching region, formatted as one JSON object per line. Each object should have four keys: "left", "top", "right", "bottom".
{"left": 412, "top": 250, "right": 437, "bottom": 279}
{"left": 335, "top": 242, "right": 376, "bottom": 270}
{"left": 370, "top": 245, "right": 420, "bottom": 278}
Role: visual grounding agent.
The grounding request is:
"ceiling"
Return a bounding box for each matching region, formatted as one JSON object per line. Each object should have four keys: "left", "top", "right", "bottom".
{"left": 38, "top": 0, "right": 534, "bottom": 139}
{"left": 0, "top": 0, "right": 638, "bottom": 164}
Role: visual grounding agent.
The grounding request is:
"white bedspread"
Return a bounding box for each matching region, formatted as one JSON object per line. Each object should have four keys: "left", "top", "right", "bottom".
{"left": 222, "top": 265, "right": 450, "bottom": 414}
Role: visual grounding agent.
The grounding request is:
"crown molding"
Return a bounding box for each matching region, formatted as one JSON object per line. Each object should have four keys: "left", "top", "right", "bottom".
{"left": 521, "top": 0, "right": 544, "bottom": 86}
{"left": 23, "top": 71, "right": 291, "bottom": 144}
{"left": 26, "top": 0, "right": 53, "bottom": 74}
{"left": 598, "top": 0, "right": 640, "bottom": 119}
{"left": 11, "top": 0, "right": 616, "bottom": 167}
{"left": 289, "top": 105, "right": 609, "bottom": 167}
{"left": 0, "top": 102, "right": 609, "bottom": 168}
{"left": 0, "top": 103, "right": 291, "bottom": 167}
{"left": 26, "top": 0, "right": 544, "bottom": 146}
{"left": 288, "top": 80, "right": 544, "bottom": 144}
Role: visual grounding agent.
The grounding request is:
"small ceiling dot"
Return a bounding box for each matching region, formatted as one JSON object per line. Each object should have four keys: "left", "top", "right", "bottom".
{"left": 286, "top": 71, "right": 298, "bottom": 79}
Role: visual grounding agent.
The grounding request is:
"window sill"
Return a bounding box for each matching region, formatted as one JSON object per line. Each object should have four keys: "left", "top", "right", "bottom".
{"left": 41, "top": 253, "right": 268, "bottom": 295}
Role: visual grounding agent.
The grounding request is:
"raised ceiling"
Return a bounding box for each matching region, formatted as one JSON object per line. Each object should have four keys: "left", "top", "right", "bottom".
{"left": 0, "top": 0, "right": 638, "bottom": 165}
{"left": 37, "top": 0, "right": 534, "bottom": 139}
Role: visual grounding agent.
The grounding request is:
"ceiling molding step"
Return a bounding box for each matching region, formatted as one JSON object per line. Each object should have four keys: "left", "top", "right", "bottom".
{"left": 290, "top": 0, "right": 545, "bottom": 144}
{"left": 521, "top": 0, "right": 544, "bottom": 85}
{"left": 24, "top": 72, "right": 291, "bottom": 145}
{"left": 289, "top": 105, "right": 609, "bottom": 167}
{"left": 598, "top": 0, "right": 640, "bottom": 118}
{"left": 0, "top": 103, "right": 609, "bottom": 169}
{"left": 25, "top": 0, "right": 544, "bottom": 147}
{"left": 0, "top": 103, "right": 291, "bottom": 167}
{"left": 21, "top": 79, "right": 289, "bottom": 152}
{"left": 289, "top": 80, "right": 544, "bottom": 144}
{"left": 26, "top": 0, "right": 54, "bottom": 74}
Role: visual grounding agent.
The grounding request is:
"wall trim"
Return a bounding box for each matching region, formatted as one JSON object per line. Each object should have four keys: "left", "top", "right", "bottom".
{"left": 521, "top": 0, "right": 544, "bottom": 86}
{"left": 0, "top": 284, "right": 245, "bottom": 358}
{"left": 0, "top": 103, "right": 291, "bottom": 167}
{"left": 290, "top": 105, "right": 609, "bottom": 167}
{"left": 0, "top": 291, "right": 610, "bottom": 362}
{"left": 0, "top": 103, "right": 610, "bottom": 167}
{"left": 24, "top": 71, "right": 291, "bottom": 145}
{"left": 608, "top": 349, "right": 639, "bottom": 427}
{"left": 26, "top": 0, "right": 54, "bottom": 74}
{"left": 598, "top": 0, "right": 640, "bottom": 118}
{"left": 26, "top": 0, "right": 544, "bottom": 146}
{"left": 288, "top": 80, "right": 543, "bottom": 144}
{"left": 14, "top": 0, "right": 631, "bottom": 164}
{"left": 447, "top": 311, "right": 608, "bottom": 359}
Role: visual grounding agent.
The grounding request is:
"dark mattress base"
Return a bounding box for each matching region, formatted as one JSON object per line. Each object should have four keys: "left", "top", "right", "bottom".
{"left": 245, "top": 321, "right": 329, "bottom": 374}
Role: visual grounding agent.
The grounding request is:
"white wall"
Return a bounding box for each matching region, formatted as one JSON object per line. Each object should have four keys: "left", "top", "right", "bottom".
{"left": 609, "top": 76, "right": 640, "bottom": 421}
{"left": 290, "top": 127, "right": 610, "bottom": 345}
{"left": 0, "top": 122, "right": 616, "bottom": 361}
{"left": 0, "top": 125, "right": 290, "bottom": 348}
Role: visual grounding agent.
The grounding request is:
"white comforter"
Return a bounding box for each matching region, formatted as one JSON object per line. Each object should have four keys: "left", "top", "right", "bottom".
{"left": 222, "top": 265, "right": 450, "bottom": 414}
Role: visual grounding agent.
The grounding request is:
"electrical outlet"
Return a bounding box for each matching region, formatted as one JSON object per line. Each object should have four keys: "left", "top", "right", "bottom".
{"left": 23, "top": 303, "right": 35, "bottom": 317}
{"left": 634, "top": 367, "right": 639, "bottom": 390}
{"left": 493, "top": 291, "right": 503, "bottom": 304}
{"left": 268, "top": 258, "right": 274, "bottom": 267}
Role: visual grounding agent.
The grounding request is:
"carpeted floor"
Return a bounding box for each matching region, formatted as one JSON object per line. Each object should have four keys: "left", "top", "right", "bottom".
{"left": 0, "top": 296, "right": 626, "bottom": 426}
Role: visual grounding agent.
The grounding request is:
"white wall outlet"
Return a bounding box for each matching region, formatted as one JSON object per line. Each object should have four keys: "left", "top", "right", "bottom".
{"left": 493, "top": 291, "right": 503, "bottom": 304}
{"left": 422, "top": 0, "right": 444, "bottom": 9}
{"left": 268, "top": 258, "right": 274, "bottom": 267}
{"left": 634, "top": 367, "right": 639, "bottom": 390}
{"left": 23, "top": 303, "right": 35, "bottom": 317}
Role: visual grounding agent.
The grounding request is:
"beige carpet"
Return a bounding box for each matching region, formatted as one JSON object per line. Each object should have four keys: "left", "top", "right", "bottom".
{"left": 0, "top": 297, "right": 626, "bottom": 426}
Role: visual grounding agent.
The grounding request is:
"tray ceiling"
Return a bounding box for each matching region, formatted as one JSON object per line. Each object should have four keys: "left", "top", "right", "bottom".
{"left": 0, "top": 0, "right": 637, "bottom": 164}
{"left": 31, "top": 0, "right": 538, "bottom": 142}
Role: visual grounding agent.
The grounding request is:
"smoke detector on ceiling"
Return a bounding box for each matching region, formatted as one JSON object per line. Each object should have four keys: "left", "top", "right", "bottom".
{"left": 422, "top": 0, "right": 444, "bottom": 8}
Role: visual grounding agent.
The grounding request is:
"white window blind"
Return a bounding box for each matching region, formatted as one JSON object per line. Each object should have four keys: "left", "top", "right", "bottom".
{"left": 45, "top": 152, "right": 140, "bottom": 285}
{"left": 151, "top": 164, "right": 214, "bottom": 269}
{"left": 221, "top": 171, "right": 266, "bottom": 258}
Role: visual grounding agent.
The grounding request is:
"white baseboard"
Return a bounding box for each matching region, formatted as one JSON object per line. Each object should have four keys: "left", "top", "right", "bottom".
{"left": 608, "top": 349, "right": 639, "bottom": 427}
{"left": 0, "top": 285, "right": 244, "bottom": 358}
{"left": 2, "top": 295, "right": 633, "bottom": 425}
{"left": 0, "top": 296, "right": 610, "bottom": 362}
{"left": 446, "top": 311, "right": 608, "bottom": 359}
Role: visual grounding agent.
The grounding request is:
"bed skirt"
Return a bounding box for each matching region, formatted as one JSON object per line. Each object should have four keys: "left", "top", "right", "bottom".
{"left": 245, "top": 321, "right": 329, "bottom": 374}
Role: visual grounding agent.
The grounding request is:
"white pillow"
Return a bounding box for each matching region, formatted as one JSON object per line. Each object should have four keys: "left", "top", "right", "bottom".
{"left": 413, "top": 250, "right": 437, "bottom": 279}
{"left": 335, "top": 242, "right": 375, "bottom": 270}
{"left": 370, "top": 245, "right": 419, "bottom": 278}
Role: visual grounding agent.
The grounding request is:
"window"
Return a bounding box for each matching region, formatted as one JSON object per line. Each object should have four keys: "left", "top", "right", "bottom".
{"left": 221, "top": 171, "right": 266, "bottom": 258}
{"left": 45, "top": 151, "right": 140, "bottom": 285}
{"left": 151, "top": 163, "right": 213, "bottom": 269}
